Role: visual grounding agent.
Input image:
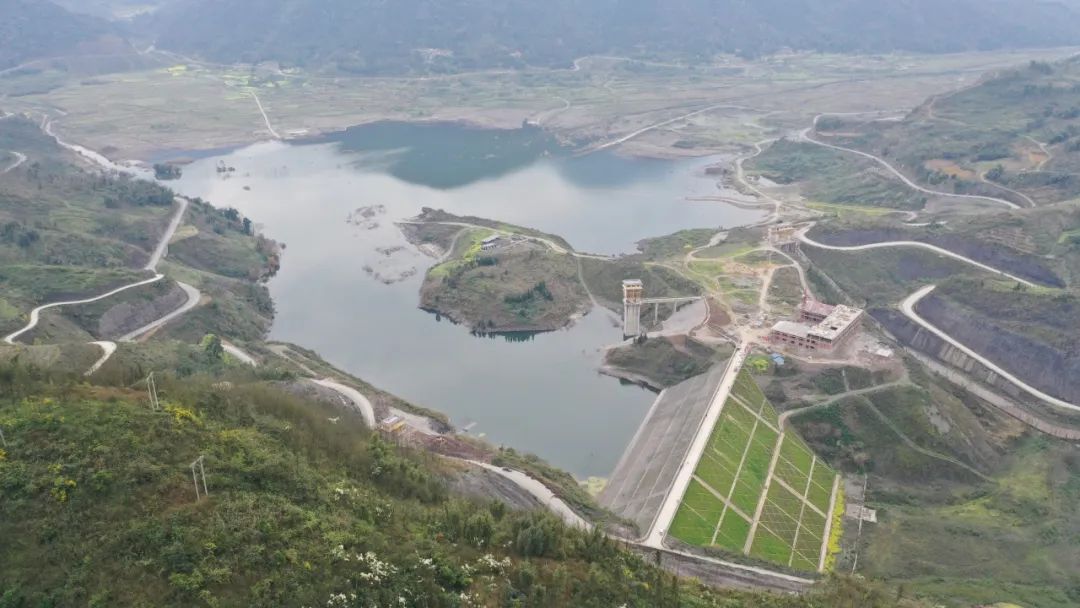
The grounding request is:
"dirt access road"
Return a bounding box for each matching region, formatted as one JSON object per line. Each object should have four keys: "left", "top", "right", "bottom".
{"left": 2, "top": 123, "right": 201, "bottom": 374}
{"left": 801, "top": 112, "right": 1023, "bottom": 210}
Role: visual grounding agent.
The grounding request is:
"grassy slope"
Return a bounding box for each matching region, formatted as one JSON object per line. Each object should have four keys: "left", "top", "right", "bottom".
{"left": 829, "top": 58, "right": 1080, "bottom": 206}
{"left": 0, "top": 117, "right": 277, "bottom": 343}
{"left": 420, "top": 234, "right": 588, "bottom": 333}
{"left": 748, "top": 139, "right": 927, "bottom": 210}
{"left": 604, "top": 336, "right": 732, "bottom": 388}
{"left": 791, "top": 370, "right": 1080, "bottom": 607}
{"left": 670, "top": 370, "right": 839, "bottom": 573}
{"left": 801, "top": 246, "right": 971, "bottom": 307}
{"left": 0, "top": 362, "right": 922, "bottom": 608}
{"left": 580, "top": 257, "right": 702, "bottom": 312}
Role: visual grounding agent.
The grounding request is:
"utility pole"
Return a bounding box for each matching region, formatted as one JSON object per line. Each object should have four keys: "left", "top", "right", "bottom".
{"left": 190, "top": 455, "right": 208, "bottom": 501}
{"left": 146, "top": 372, "right": 160, "bottom": 411}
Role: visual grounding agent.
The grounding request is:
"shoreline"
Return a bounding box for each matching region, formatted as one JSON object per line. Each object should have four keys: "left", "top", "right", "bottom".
{"left": 112, "top": 116, "right": 737, "bottom": 166}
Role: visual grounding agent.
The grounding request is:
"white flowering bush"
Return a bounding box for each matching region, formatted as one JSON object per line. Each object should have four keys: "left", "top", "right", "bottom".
{"left": 356, "top": 551, "right": 398, "bottom": 585}
{"left": 474, "top": 553, "right": 512, "bottom": 575}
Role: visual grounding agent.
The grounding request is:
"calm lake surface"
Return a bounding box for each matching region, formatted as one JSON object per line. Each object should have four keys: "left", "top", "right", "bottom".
{"left": 171, "top": 123, "right": 764, "bottom": 477}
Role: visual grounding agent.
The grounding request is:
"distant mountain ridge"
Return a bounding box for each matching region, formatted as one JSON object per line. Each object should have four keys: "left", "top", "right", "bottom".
{"left": 144, "top": 0, "right": 1080, "bottom": 73}
{"left": 0, "top": 0, "right": 123, "bottom": 70}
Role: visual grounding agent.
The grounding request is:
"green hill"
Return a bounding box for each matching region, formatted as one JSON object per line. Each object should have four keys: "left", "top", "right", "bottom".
{"left": 0, "top": 361, "right": 917, "bottom": 607}
{"left": 0, "top": 116, "right": 276, "bottom": 344}
{"left": 798, "top": 57, "right": 1080, "bottom": 208}
{"left": 0, "top": 0, "right": 122, "bottom": 70}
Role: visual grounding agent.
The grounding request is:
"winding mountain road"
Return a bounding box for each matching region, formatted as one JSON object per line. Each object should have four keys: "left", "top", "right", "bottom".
{"left": 797, "top": 228, "right": 1036, "bottom": 288}
{"left": 223, "top": 342, "right": 258, "bottom": 366}
{"left": 0, "top": 120, "right": 207, "bottom": 372}
{"left": 802, "top": 114, "right": 1023, "bottom": 210}
{"left": 587, "top": 103, "right": 753, "bottom": 154}
{"left": 145, "top": 197, "right": 190, "bottom": 270}
{"left": 311, "top": 377, "right": 377, "bottom": 428}
{"left": 2, "top": 273, "right": 166, "bottom": 345}
{"left": 119, "top": 280, "right": 202, "bottom": 342}
{"left": 84, "top": 341, "right": 117, "bottom": 377}
{"left": 2, "top": 151, "right": 200, "bottom": 372}
{"left": 798, "top": 225, "right": 1078, "bottom": 415}
{"left": 901, "top": 285, "right": 1080, "bottom": 413}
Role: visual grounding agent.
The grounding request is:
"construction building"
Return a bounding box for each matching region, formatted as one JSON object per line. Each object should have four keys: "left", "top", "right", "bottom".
{"left": 769, "top": 298, "right": 863, "bottom": 352}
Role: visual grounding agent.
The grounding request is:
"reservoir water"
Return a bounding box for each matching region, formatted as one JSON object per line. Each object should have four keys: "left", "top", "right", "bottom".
{"left": 170, "top": 123, "right": 764, "bottom": 478}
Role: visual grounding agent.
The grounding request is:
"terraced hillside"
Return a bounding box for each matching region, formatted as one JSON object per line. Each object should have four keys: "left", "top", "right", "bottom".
{"left": 670, "top": 370, "right": 841, "bottom": 572}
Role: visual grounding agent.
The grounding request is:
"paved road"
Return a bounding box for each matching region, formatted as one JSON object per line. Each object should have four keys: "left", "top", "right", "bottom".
{"left": 397, "top": 219, "right": 611, "bottom": 260}
{"left": 84, "top": 341, "right": 117, "bottom": 376}
{"left": 645, "top": 344, "right": 748, "bottom": 547}
{"left": 2, "top": 273, "right": 165, "bottom": 345}
{"left": 119, "top": 281, "right": 201, "bottom": 342}
{"left": 901, "top": 285, "right": 1080, "bottom": 413}
{"left": 799, "top": 225, "right": 1077, "bottom": 415}
{"left": 801, "top": 114, "right": 1022, "bottom": 210}
{"left": 223, "top": 342, "right": 258, "bottom": 366}
{"left": 909, "top": 350, "right": 1080, "bottom": 441}
{"left": 44, "top": 119, "right": 149, "bottom": 178}
{"left": 1, "top": 126, "right": 199, "bottom": 372}
{"left": 310, "top": 377, "right": 377, "bottom": 428}
{"left": 469, "top": 461, "right": 591, "bottom": 530}
{"left": 145, "top": 197, "right": 190, "bottom": 270}
{"left": 587, "top": 103, "right": 753, "bottom": 154}
{"left": 250, "top": 91, "right": 282, "bottom": 140}
{"left": 798, "top": 228, "right": 1036, "bottom": 288}
{"left": 778, "top": 382, "right": 907, "bottom": 429}
{"left": 1, "top": 151, "right": 26, "bottom": 174}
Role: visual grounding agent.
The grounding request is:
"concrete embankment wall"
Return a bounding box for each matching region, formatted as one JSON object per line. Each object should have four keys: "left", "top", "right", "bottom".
{"left": 916, "top": 295, "right": 1080, "bottom": 405}
{"left": 599, "top": 363, "right": 728, "bottom": 536}
{"left": 872, "top": 308, "right": 1077, "bottom": 408}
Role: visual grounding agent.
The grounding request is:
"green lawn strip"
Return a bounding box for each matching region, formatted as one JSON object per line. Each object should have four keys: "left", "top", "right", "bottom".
{"left": 749, "top": 526, "right": 794, "bottom": 566}
{"left": 764, "top": 482, "right": 805, "bottom": 532}
{"left": 709, "top": 409, "right": 753, "bottom": 452}
{"left": 780, "top": 435, "right": 815, "bottom": 475}
{"left": 670, "top": 479, "right": 724, "bottom": 545}
{"left": 773, "top": 456, "right": 812, "bottom": 492}
{"left": 729, "top": 475, "right": 767, "bottom": 517}
{"left": 732, "top": 370, "right": 766, "bottom": 404}
{"left": 696, "top": 451, "right": 738, "bottom": 498}
{"left": 808, "top": 464, "right": 837, "bottom": 513}
{"left": 727, "top": 424, "right": 780, "bottom": 514}
{"left": 722, "top": 396, "right": 760, "bottom": 428}
{"left": 790, "top": 551, "right": 820, "bottom": 573}
{"left": 795, "top": 510, "right": 827, "bottom": 564}
{"left": 743, "top": 424, "right": 780, "bottom": 481}
{"left": 757, "top": 397, "right": 781, "bottom": 426}
{"left": 713, "top": 509, "right": 752, "bottom": 551}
